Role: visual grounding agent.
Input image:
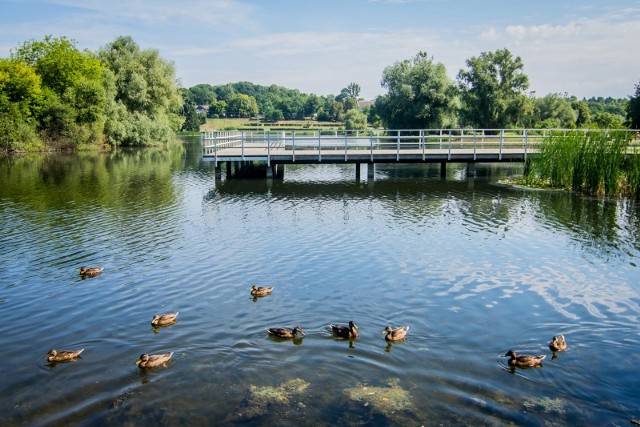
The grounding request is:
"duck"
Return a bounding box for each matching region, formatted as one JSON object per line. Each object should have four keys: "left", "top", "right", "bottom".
{"left": 548, "top": 335, "right": 567, "bottom": 352}
{"left": 383, "top": 325, "right": 409, "bottom": 341}
{"left": 266, "top": 326, "right": 305, "bottom": 339}
{"left": 135, "top": 352, "right": 174, "bottom": 369}
{"left": 330, "top": 321, "right": 359, "bottom": 339}
{"left": 47, "top": 348, "right": 84, "bottom": 362}
{"left": 151, "top": 312, "right": 179, "bottom": 327}
{"left": 79, "top": 266, "right": 104, "bottom": 277}
{"left": 250, "top": 286, "right": 274, "bottom": 297}
{"left": 503, "top": 350, "right": 546, "bottom": 367}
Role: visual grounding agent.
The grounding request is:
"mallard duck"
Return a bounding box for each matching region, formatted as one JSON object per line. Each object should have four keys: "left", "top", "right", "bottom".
{"left": 266, "top": 326, "right": 305, "bottom": 339}
{"left": 79, "top": 266, "right": 104, "bottom": 277}
{"left": 47, "top": 348, "right": 84, "bottom": 362}
{"left": 548, "top": 335, "right": 567, "bottom": 352}
{"left": 330, "top": 321, "right": 359, "bottom": 338}
{"left": 250, "top": 286, "right": 274, "bottom": 297}
{"left": 151, "top": 312, "right": 179, "bottom": 327}
{"left": 503, "top": 350, "right": 546, "bottom": 367}
{"left": 383, "top": 325, "right": 409, "bottom": 341}
{"left": 135, "top": 352, "right": 173, "bottom": 369}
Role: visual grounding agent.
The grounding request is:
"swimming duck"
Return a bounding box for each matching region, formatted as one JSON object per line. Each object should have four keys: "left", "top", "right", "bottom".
{"left": 135, "top": 352, "right": 174, "bottom": 369}
{"left": 250, "top": 286, "right": 274, "bottom": 297}
{"left": 79, "top": 267, "right": 104, "bottom": 277}
{"left": 383, "top": 325, "right": 409, "bottom": 341}
{"left": 503, "top": 350, "right": 546, "bottom": 367}
{"left": 151, "top": 312, "right": 179, "bottom": 327}
{"left": 548, "top": 335, "right": 567, "bottom": 352}
{"left": 330, "top": 321, "right": 359, "bottom": 339}
{"left": 47, "top": 348, "right": 84, "bottom": 362}
{"left": 266, "top": 326, "right": 305, "bottom": 339}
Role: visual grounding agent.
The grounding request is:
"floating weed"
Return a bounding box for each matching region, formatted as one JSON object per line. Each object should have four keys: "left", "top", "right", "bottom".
{"left": 523, "top": 396, "right": 566, "bottom": 415}
{"left": 238, "top": 378, "right": 310, "bottom": 418}
{"left": 344, "top": 378, "right": 412, "bottom": 416}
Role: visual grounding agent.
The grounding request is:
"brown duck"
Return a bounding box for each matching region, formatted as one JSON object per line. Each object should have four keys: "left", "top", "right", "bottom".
{"left": 330, "top": 321, "right": 359, "bottom": 339}
{"left": 383, "top": 325, "right": 409, "bottom": 341}
{"left": 503, "top": 350, "right": 546, "bottom": 367}
{"left": 47, "top": 348, "right": 84, "bottom": 362}
{"left": 79, "top": 267, "right": 104, "bottom": 277}
{"left": 151, "top": 312, "right": 179, "bottom": 327}
{"left": 548, "top": 335, "right": 567, "bottom": 352}
{"left": 266, "top": 326, "right": 305, "bottom": 339}
{"left": 135, "top": 352, "right": 174, "bottom": 368}
{"left": 250, "top": 286, "right": 274, "bottom": 297}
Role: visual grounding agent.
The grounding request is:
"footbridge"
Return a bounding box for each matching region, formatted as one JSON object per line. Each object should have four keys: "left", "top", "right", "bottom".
{"left": 200, "top": 128, "right": 636, "bottom": 179}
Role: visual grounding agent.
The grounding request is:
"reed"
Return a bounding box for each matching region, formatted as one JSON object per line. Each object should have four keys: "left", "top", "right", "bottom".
{"left": 525, "top": 130, "right": 638, "bottom": 198}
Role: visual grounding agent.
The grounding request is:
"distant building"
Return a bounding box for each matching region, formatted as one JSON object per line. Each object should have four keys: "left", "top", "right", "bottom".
{"left": 195, "top": 105, "right": 209, "bottom": 115}
{"left": 357, "top": 100, "right": 374, "bottom": 111}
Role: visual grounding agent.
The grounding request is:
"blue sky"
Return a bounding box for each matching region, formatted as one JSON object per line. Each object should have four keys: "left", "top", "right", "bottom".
{"left": 1, "top": 0, "right": 639, "bottom": 100}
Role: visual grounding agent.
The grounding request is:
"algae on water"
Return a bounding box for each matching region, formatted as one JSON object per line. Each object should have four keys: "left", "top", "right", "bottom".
{"left": 344, "top": 378, "right": 412, "bottom": 416}
{"left": 239, "top": 378, "right": 310, "bottom": 418}
{"left": 523, "top": 396, "right": 566, "bottom": 414}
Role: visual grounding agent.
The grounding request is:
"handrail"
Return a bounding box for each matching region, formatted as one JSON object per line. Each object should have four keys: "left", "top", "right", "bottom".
{"left": 201, "top": 128, "right": 640, "bottom": 166}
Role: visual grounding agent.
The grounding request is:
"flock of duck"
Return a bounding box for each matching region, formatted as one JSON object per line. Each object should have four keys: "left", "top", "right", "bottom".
{"left": 46, "top": 269, "right": 567, "bottom": 369}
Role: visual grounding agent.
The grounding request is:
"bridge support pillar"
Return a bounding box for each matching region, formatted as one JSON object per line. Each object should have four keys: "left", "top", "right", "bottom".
{"left": 367, "top": 163, "right": 375, "bottom": 180}
{"left": 215, "top": 164, "right": 222, "bottom": 179}
{"left": 467, "top": 163, "right": 476, "bottom": 177}
{"left": 275, "top": 164, "right": 285, "bottom": 179}
{"left": 226, "top": 162, "right": 232, "bottom": 179}
{"left": 355, "top": 163, "right": 361, "bottom": 181}
{"left": 266, "top": 164, "right": 273, "bottom": 178}
{"left": 440, "top": 162, "right": 446, "bottom": 178}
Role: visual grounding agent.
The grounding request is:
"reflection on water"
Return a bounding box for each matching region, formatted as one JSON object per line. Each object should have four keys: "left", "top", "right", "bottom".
{"left": 0, "top": 136, "right": 639, "bottom": 426}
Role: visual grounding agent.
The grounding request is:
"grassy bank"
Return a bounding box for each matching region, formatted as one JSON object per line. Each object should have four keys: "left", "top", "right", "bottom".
{"left": 524, "top": 130, "right": 640, "bottom": 198}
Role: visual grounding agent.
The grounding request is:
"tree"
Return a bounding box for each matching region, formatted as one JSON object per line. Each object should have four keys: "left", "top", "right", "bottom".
{"left": 375, "top": 51, "right": 458, "bottom": 129}
{"left": 227, "top": 93, "right": 258, "bottom": 117}
{"left": 573, "top": 100, "right": 591, "bottom": 127}
{"left": 99, "top": 36, "right": 183, "bottom": 146}
{"left": 457, "top": 48, "right": 530, "bottom": 128}
{"left": 533, "top": 93, "right": 577, "bottom": 128}
{"left": 626, "top": 80, "right": 640, "bottom": 129}
{"left": 592, "top": 112, "right": 624, "bottom": 129}
{"left": 344, "top": 108, "right": 367, "bottom": 130}
{"left": 13, "top": 36, "right": 107, "bottom": 146}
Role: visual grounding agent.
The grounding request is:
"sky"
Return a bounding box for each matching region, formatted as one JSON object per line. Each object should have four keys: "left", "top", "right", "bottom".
{"left": 1, "top": 0, "right": 639, "bottom": 101}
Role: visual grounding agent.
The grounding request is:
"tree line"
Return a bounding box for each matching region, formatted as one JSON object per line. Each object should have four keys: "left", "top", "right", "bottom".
{"left": 183, "top": 49, "right": 638, "bottom": 132}
{"left": 2, "top": 35, "right": 639, "bottom": 153}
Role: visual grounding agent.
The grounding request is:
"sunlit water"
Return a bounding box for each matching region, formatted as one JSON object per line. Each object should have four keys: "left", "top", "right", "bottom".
{"left": 1, "top": 137, "right": 639, "bottom": 426}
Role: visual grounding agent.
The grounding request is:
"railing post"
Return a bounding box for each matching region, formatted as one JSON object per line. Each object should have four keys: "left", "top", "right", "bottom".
{"left": 318, "top": 130, "right": 322, "bottom": 162}
{"left": 292, "top": 130, "right": 296, "bottom": 162}
{"left": 267, "top": 131, "right": 271, "bottom": 167}
{"left": 370, "top": 131, "right": 374, "bottom": 162}
{"left": 499, "top": 129, "right": 504, "bottom": 161}
{"left": 524, "top": 129, "right": 528, "bottom": 161}
{"left": 421, "top": 130, "right": 425, "bottom": 161}
{"left": 344, "top": 130, "right": 348, "bottom": 162}
{"left": 473, "top": 130, "right": 477, "bottom": 161}
{"left": 214, "top": 131, "right": 218, "bottom": 167}
{"left": 447, "top": 130, "right": 452, "bottom": 160}
{"left": 396, "top": 130, "right": 400, "bottom": 161}
{"left": 241, "top": 130, "right": 245, "bottom": 160}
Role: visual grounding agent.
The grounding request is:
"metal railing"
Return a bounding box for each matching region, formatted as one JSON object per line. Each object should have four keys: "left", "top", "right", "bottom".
{"left": 201, "top": 128, "right": 640, "bottom": 165}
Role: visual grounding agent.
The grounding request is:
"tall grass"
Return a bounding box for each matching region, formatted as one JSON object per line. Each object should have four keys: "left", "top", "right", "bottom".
{"left": 526, "top": 130, "right": 638, "bottom": 198}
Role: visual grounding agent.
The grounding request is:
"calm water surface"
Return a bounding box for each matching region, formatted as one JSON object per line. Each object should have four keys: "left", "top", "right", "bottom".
{"left": 1, "top": 137, "right": 639, "bottom": 426}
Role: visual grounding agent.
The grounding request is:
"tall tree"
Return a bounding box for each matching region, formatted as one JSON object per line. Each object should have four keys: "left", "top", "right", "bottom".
{"left": 98, "top": 36, "right": 182, "bottom": 146}
{"left": 626, "top": 80, "right": 640, "bottom": 129}
{"left": 375, "top": 51, "right": 458, "bottom": 129}
{"left": 457, "top": 48, "right": 529, "bottom": 128}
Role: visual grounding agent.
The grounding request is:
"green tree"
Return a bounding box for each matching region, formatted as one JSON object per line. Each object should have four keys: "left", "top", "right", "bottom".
{"left": 99, "top": 36, "right": 182, "bottom": 146}
{"left": 592, "top": 112, "right": 625, "bottom": 129}
{"left": 227, "top": 93, "right": 258, "bottom": 117}
{"left": 626, "top": 80, "right": 640, "bottom": 129}
{"left": 573, "top": 100, "right": 591, "bottom": 127}
{"left": 457, "top": 48, "right": 529, "bottom": 128}
{"left": 375, "top": 51, "right": 458, "bottom": 129}
{"left": 344, "top": 108, "right": 367, "bottom": 130}
{"left": 13, "top": 36, "right": 107, "bottom": 146}
{"left": 533, "top": 93, "right": 577, "bottom": 128}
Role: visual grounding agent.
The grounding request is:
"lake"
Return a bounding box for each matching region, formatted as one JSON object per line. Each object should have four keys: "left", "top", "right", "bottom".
{"left": 1, "top": 136, "right": 639, "bottom": 426}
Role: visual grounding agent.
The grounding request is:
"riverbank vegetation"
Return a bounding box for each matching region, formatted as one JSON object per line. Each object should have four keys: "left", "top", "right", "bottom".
{"left": 2, "top": 34, "right": 639, "bottom": 153}
{"left": 521, "top": 130, "right": 640, "bottom": 198}
{"left": 1, "top": 35, "right": 182, "bottom": 153}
